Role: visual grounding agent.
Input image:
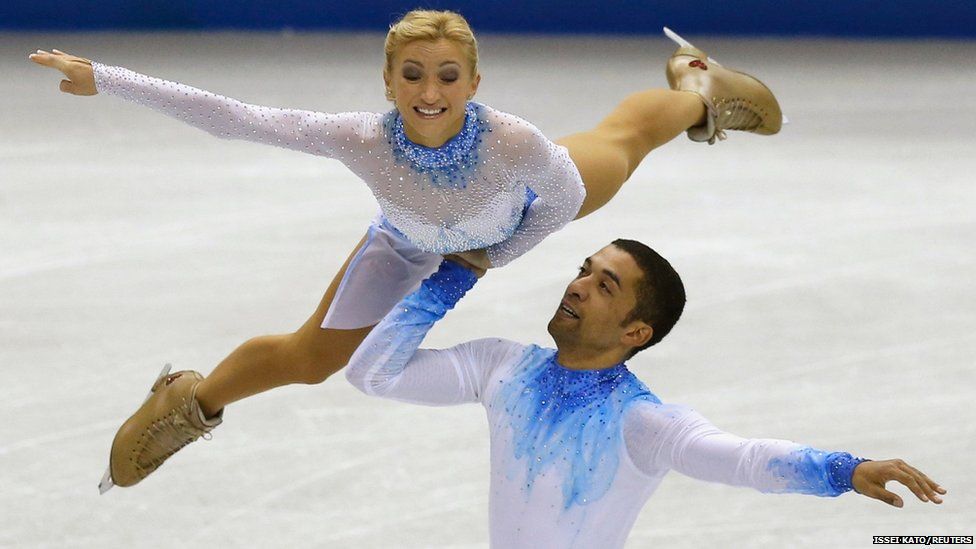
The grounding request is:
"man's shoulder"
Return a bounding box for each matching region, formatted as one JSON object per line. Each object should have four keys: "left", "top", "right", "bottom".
{"left": 462, "top": 337, "right": 530, "bottom": 355}
{"left": 460, "top": 339, "right": 558, "bottom": 366}
{"left": 618, "top": 365, "right": 663, "bottom": 405}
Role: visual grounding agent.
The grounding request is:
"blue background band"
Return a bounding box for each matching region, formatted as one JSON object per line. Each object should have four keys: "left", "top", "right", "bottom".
{"left": 3, "top": 1, "right": 974, "bottom": 38}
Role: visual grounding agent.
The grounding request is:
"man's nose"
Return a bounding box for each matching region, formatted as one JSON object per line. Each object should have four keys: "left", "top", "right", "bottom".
{"left": 567, "top": 279, "right": 588, "bottom": 301}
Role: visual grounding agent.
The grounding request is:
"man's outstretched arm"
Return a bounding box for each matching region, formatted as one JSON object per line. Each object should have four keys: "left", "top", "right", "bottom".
{"left": 624, "top": 402, "right": 945, "bottom": 506}
{"left": 345, "top": 257, "right": 521, "bottom": 406}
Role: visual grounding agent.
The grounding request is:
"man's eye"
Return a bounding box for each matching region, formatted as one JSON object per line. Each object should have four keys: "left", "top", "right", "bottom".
{"left": 600, "top": 282, "right": 610, "bottom": 292}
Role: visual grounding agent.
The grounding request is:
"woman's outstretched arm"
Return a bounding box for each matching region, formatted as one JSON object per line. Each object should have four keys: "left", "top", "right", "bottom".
{"left": 29, "top": 49, "right": 372, "bottom": 159}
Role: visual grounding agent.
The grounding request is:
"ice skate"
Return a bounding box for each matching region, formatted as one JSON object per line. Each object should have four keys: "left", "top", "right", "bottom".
{"left": 99, "top": 366, "right": 221, "bottom": 493}
{"left": 663, "top": 27, "right": 783, "bottom": 144}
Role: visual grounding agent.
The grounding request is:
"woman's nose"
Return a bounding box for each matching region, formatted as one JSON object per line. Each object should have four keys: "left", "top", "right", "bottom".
{"left": 421, "top": 82, "right": 439, "bottom": 102}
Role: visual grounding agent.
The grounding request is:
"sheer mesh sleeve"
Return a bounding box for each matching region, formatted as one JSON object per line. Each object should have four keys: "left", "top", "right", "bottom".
{"left": 92, "top": 62, "right": 373, "bottom": 159}
{"left": 623, "top": 401, "right": 863, "bottom": 497}
{"left": 483, "top": 111, "right": 585, "bottom": 267}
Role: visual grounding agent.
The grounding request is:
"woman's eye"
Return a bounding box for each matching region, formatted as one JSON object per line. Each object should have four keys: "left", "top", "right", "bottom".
{"left": 439, "top": 73, "right": 458, "bottom": 83}
{"left": 402, "top": 68, "right": 422, "bottom": 81}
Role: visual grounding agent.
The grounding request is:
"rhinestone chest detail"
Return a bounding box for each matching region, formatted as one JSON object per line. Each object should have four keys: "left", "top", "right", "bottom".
{"left": 386, "top": 102, "right": 488, "bottom": 189}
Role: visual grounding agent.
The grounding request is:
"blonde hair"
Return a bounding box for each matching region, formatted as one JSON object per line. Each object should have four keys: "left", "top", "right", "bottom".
{"left": 385, "top": 10, "right": 479, "bottom": 77}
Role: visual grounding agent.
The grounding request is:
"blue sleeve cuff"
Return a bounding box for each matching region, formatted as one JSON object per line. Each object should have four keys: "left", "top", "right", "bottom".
{"left": 423, "top": 259, "right": 478, "bottom": 309}
{"left": 826, "top": 452, "right": 868, "bottom": 493}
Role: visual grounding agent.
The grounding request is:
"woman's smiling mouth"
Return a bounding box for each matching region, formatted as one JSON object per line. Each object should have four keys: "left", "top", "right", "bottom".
{"left": 414, "top": 106, "right": 448, "bottom": 118}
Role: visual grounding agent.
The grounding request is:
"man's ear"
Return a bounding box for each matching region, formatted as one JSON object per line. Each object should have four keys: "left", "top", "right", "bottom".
{"left": 621, "top": 321, "right": 653, "bottom": 350}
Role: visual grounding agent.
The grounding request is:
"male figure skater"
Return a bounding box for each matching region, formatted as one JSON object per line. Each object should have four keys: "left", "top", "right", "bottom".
{"left": 340, "top": 240, "right": 944, "bottom": 548}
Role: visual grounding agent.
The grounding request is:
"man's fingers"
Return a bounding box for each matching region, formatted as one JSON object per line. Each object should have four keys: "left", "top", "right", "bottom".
{"left": 893, "top": 469, "right": 929, "bottom": 503}
{"left": 855, "top": 459, "right": 947, "bottom": 507}
{"left": 906, "top": 465, "right": 944, "bottom": 503}
{"left": 453, "top": 249, "right": 490, "bottom": 270}
{"left": 443, "top": 254, "right": 487, "bottom": 278}
{"left": 870, "top": 486, "right": 905, "bottom": 508}
{"left": 908, "top": 464, "right": 946, "bottom": 496}
{"left": 894, "top": 462, "right": 944, "bottom": 504}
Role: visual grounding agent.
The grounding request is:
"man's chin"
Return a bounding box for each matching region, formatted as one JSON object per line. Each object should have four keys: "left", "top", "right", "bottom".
{"left": 547, "top": 316, "right": 576, "bottom": 340}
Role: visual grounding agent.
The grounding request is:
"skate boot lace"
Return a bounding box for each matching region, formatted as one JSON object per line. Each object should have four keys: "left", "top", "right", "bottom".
{"left": 713, "top": 96, "right": 765, "bottom": 139}
{"left": 133, "top": 399, "right": 211, "bottom": 479}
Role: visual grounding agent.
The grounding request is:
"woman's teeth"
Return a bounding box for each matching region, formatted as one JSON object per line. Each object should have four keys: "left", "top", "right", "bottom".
{"left": 415, "top": 107, "right": 446, "bottom": 117}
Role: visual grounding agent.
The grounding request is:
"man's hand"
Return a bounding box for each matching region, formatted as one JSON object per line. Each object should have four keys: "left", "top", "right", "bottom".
{"left": 852, "top": 459, "right": 945, "bottom": 507}
{"left": 29, "top": 49, "right": 97, "bottom": 96}
{"left": 444, "top": 249, "right": 491, "bottom": 278}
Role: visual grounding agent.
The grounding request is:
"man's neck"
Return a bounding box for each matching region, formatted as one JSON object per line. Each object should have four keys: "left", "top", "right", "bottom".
{"left": 554, "top": 345, "right": 627, "bottom": 371}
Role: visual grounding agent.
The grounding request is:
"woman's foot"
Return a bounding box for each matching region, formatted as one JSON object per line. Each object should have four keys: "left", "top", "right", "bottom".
{"left": 663, "top": 28, "right": 783, "bottom": 144}
{"left": 103, "top": 368, "right": 222, "bottom": 490}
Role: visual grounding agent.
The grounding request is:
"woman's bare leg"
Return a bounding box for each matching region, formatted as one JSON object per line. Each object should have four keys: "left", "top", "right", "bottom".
{"left": 558, "top": 89, "right": 706, "bottom": 220}
{"left": 194, "top": 233, "right": 374, "bottom": 417}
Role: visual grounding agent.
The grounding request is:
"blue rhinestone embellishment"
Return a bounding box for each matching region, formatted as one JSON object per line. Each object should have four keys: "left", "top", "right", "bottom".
{"left": 387, "top": 102, "right": 487, "bottom": 189}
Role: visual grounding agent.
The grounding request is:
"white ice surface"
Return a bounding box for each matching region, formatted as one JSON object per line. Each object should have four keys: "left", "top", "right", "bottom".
{"left": 1, "top": 31, "right": 974, "bottom": 548}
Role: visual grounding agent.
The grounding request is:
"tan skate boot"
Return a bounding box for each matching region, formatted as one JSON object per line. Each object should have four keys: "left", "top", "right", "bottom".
{"left": 664, "top": 27, "right": 783, "bottom": 144}
{"left": 99, "top": 366, "right": 222, "bottom": 492}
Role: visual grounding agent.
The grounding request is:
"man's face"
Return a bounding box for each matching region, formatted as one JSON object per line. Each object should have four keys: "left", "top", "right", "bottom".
{"left": 547, "top": 245, "right": 651, "bottom": 358}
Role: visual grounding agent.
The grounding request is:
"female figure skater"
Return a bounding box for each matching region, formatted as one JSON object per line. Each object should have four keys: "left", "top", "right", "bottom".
{"left": 29, "top": 10, "right": 781, "bottom": 491}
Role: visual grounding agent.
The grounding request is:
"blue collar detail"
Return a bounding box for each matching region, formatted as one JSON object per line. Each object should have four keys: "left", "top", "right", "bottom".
{"left": 497, "top": 346, "right": 660, "bottom": 509}
{"left": 387, "top": 102, "right": 487, "bottom": 188}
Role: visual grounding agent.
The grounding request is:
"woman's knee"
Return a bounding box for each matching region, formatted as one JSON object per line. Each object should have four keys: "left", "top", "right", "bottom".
{"left": 281, "top": 327, "right": 370, "bottom": 385}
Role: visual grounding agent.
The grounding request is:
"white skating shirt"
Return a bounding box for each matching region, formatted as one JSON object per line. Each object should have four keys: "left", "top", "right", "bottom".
{"left": 345, "top": 261, "right": 863, "bottom": 549}
{"left": 91, "top": 63, "right": 585, "bottom": 267}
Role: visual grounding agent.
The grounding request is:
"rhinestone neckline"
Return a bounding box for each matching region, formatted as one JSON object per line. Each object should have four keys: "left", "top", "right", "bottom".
{"left": 387, "top": 102, "right": 486, "bottom": 188}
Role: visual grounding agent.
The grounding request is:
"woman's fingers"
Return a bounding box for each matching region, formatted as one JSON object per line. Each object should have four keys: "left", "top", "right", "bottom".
{"left": 59, "top": 79, "right": 77, "bottom": 94}
{"left": 28, "top": 50, "right": 58, "bottom": 68}
{"left": 29, "top": 49, "right": 97, "bottom": 96}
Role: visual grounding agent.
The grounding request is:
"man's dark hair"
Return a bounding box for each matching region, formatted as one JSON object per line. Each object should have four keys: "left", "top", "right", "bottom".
{"left": 612, "top": 239, "right": 686, "bottom": 358}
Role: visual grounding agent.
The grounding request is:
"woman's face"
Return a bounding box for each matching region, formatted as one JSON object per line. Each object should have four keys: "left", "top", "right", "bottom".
{"left": 385, "top": 39, "right": 480, "bottom": 148}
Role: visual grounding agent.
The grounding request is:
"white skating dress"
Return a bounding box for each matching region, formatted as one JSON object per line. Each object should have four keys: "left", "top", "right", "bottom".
{"left": 92, "top": 63, "right": 586, "bottom": 328}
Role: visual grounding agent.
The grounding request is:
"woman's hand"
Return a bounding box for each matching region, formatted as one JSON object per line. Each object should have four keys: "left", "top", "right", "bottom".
{"left": 29, "top": 49, "right": 97, "bottom": 96}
